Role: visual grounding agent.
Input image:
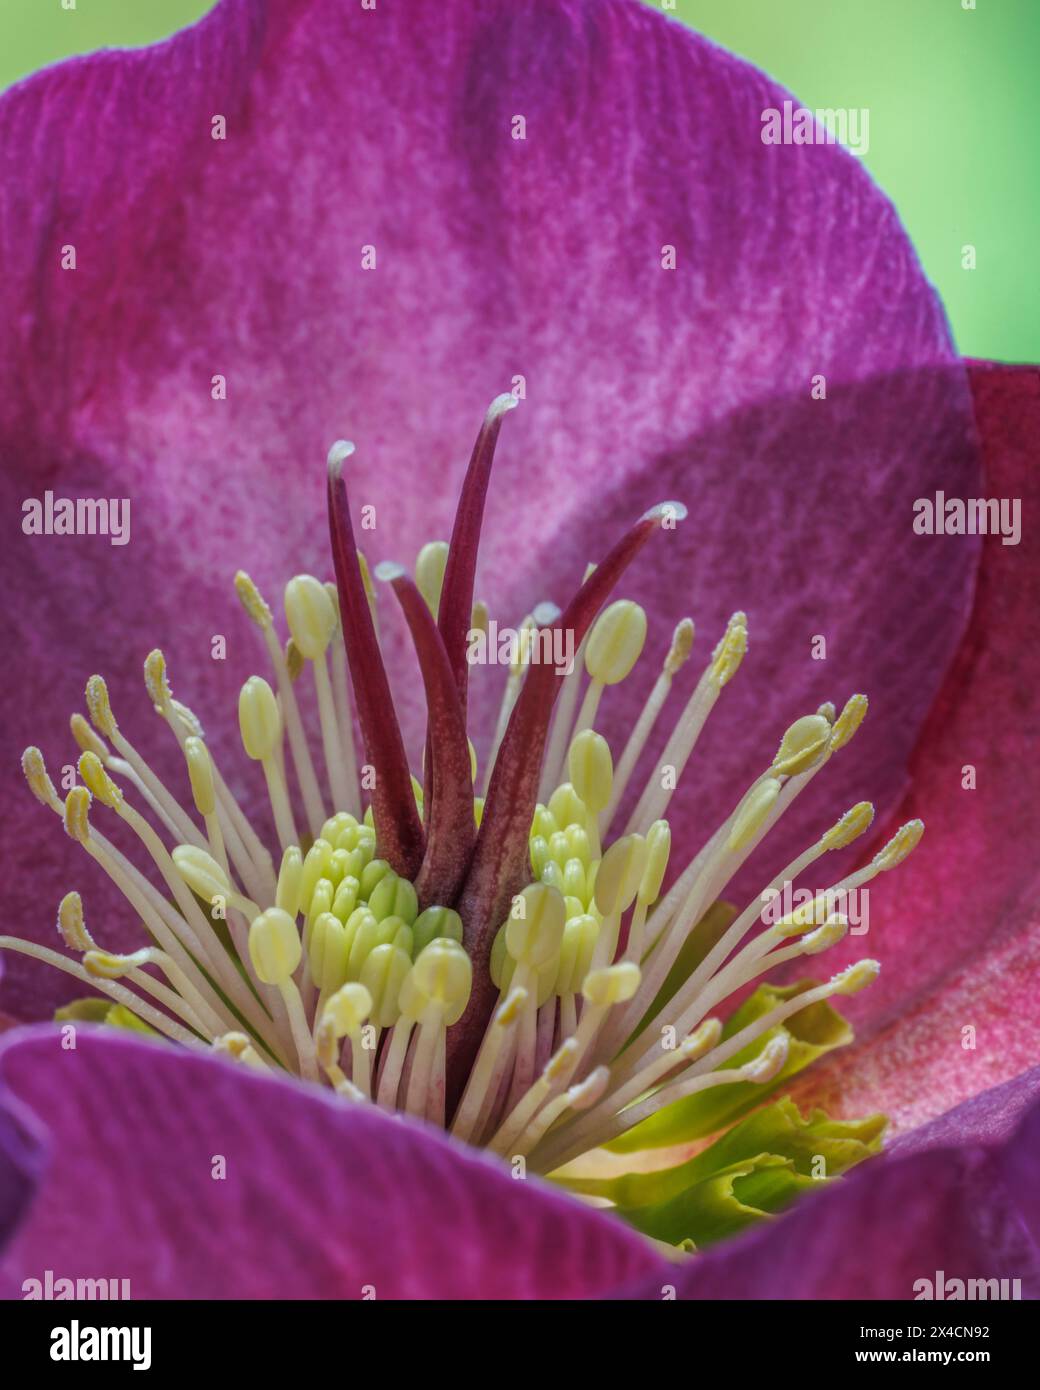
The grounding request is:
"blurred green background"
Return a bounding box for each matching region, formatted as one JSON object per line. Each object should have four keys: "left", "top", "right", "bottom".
{"left": 1, "top": 0, "right": 1035, "bottom": 362}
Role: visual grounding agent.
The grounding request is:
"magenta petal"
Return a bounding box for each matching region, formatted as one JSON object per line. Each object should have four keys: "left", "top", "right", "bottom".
{"left": 0, "top": 1089, "right": 44, "bottom": 1256}
{"left": 0, "top": 0, "right": 978, "bottom": 1022}
{"left": 891, "top": 1065, "right": 1040, "bottom": 1158}
{"left": 0, "top": 1027, "right": 660, "bottom": 1299}
{"left": 618, "top": 1083, "right": 1040, "bottom": 1300}
{"left": 787, "top": 365, "right": 1040, "bottom": 1135}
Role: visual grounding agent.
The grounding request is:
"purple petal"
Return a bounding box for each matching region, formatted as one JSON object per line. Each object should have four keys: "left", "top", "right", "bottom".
{"left": 0, "top": 0, "right": 978, "bottom": 1023}
{"left": 786, "top": 366, "right": 1040, "bottom": 1136}
{"left": 891, "top": 1065, "right": 1040, "bottom": 1158}
{"left": 0, "top": 1085, "right": 44, "bottom": 1258}
{"left": 0, "top": 1026, "right": 660, "bottom": 1299}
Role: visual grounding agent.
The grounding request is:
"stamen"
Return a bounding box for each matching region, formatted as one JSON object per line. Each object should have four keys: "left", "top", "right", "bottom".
{"left": 234, "top": 573, "right": 327, "bottom": 836}
{"left": 625, "top": 611, "right": 746, "bottom": 834}
{"left": 538, "top": 562, "right": 596, "bottom": 801}
{"left": 602, "top": 617, "right": 694, "bottom": 833}
{"left": 284, "top": 574, "right": 357, "bottom": 817}
{"left": 572, "top": 599, "right": 648, "bottom": 738}
{"left": 238, "top": 676, "right": 298, "bottom": 850}
{"left": 249, "top": 908, "right": 318, "bottom": 1082}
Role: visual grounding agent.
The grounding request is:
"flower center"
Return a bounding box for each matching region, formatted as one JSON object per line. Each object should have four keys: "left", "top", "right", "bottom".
{"left": 4, "top": 398, "right": 922, "bottom": 1198}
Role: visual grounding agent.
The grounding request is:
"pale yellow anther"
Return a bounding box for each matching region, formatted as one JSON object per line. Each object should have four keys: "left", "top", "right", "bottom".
{"left": 368, "top": 871, "right": 418, "bottom": 926}
{"left": 728, "top": 777, "right": 782, "bottom": 851}
{"left": 802, "top": 914, "right": 849, "bottom": 954}
{"left": 83, "top": 948, "right": 150, "bottom": 980}
{"left": 57, "top": 891, "right": 93, "bottom": 951}
{"left": 284, "top": 574, "right": 337, "bottom": 659}
{"left": 468, "top": 738, "right": 478, "bottom": 783}
{"left": 238, "top": 676, "right": 281, "bottom": 761}
{"left": 585, "top": 600, "right": 647, "bottom": 685}
{"left": 567, "top": 1065, "right": 611, "bottom": 1111}
{"left": 407, "top": 938, "right": 472, "bottom": 1024}
{"left": 415, "top": 541, "right": 449, "bottom": 618}
{"left": 212, "top": 1033, "right": 266, "bottom": 1069}
{"left": 495, "top": 986, "right": 529, "bottom": 1027}
{"left": 300, "top": 839, "right": 334, "bottom": 913}
{"left": 873, "top": 819, "right": 924, "bottom": 871}
{"left": 821, "top": 800, "right": 875, "bottom": 851}
{"left": 359, "top": 942, "right": 412, "bottom": 1027}
{"left": 471, "top": 599, "right": 489, "bottom": 635}
{"left": 582, "top": 961, "right": 641, "bottom": 1008}
{"left": 234, "top": 570, "right": 273, "bottom": 629}
{"left": 709, "top": 615, "right": 748, "bottom": 686}
{"left": 543, "top": 1037, "right": 580, "bottom": 1083}
{"left": 774, "top": 894, "right": 830, "bottom": 937}
{"left": 170, "top": 699, "right": 204, "bottom": 739}
{"left": 321, "top": 981, "right": 372, "bottom": 1040}
{"left": 832, "top": 959, "right": 881, "bottom": 995}
{"left": 547, "top": 783, "right": 587, "bottom": 831}
{"left": 638, "top": 820, "right": 671, "bottom": 905}
{"left": 829, "top": 693, "right": 868, "bottom": 752}
{"left": 505, "top": 883, "right": 566, "bottom": 967}
{"left": 276, "top": 845, "right": 303, "bottom": 917}
{"left": 70, "top": 713, "right": 109, "bottom": 763}
{"left": 143, "top": 649, "right": 171, "bottom": 709}
{"left": 568, "top": 729, "right": 613, "bottom": 813}
{"left": 681, "top": 1017, "right": 723, "bottom": 1058}
{"left": 78, "top": 752, "right": 122, "bottom": 809}
{"left": 817, "top": 701, "right": 837, "bottom": 724}
{"left": 22, "top": 746, "right": 58, "bottom": 807}
{"left": 772, "top": 714, "right": 832, "bottom": 777}
{"left": 411, "top": 904, "right": 464, "bottom": 956}
{"left": 85, "top": 674, "right": 117, "bottom": 737}
{"left": 593, "top": 834, "right": 648, "bottom": 916}
{"left": 183, "top": 737, "right": 216, "bottom": 817}
{"left": 309, "top": 912, "right": 350, "bottom": 992}
{"left": 664, "top": 618, "right": 695, "bottom": 675}
{"left": 554, "top": 914, "right": 598, "bottom": 995}
{"left": 744, "top": 1033, "right": 789, "bottom": 1083}
{"left": 285, "top": 639, "right": 305, "bottom": 683}
{"left": 173, "top": 843, "right": 231, "bottom": 903}
{"left": 63, "top": 787, "right": 92, "bottom": 843}
{"left": 248, "top": 907, "right": 302, "bottom": 986}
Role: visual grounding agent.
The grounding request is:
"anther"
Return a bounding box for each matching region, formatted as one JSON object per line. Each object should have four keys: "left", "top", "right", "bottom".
{"left": 873, "top": 820, "right": 924, "bottom": 870}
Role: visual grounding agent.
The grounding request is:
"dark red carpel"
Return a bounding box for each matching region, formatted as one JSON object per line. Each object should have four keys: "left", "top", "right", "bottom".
{"left": 327, "top": 448, "right": 425, "bottom": 880}
{"left": 379, "top": 565, "right": 476, "bottom": 907}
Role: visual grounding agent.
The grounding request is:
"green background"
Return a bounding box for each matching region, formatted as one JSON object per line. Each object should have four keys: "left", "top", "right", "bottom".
{"left": 1, "top": 0, "right": 1035, "bottom": 362}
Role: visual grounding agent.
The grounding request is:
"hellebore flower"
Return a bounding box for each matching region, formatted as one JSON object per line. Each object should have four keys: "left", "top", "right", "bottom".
{"left": 0, "top": 0, "right": 1036, "bottom": 1298}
